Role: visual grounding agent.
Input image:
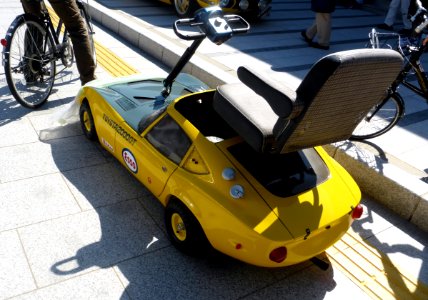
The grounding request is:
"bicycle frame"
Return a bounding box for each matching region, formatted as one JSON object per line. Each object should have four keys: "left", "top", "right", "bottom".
{"left": 370, "top": 28, "right": 428, "bottom": 101}
{"left": 38, "top": 1, "right": 70, "bottom": 60}
{"left": 400, "top": 42, "right": 428, "bottom": 99}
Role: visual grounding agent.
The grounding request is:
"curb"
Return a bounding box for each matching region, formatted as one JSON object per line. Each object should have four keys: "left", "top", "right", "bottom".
{"left": 86, "top": 2, "right": 428, "bottom": 232}
{"left": 325, "top": 144, "right": 428, "bottom": 232}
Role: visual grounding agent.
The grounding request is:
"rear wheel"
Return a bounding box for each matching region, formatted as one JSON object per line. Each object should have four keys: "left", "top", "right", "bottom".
{"left": 4, "top": 15, "right": 55, "bottom": 108}
{"left": 165, "top": 199, "right": 209, "bottom": 255}
{"left": 350, "top": 92, "right": 404, "bottom": 140}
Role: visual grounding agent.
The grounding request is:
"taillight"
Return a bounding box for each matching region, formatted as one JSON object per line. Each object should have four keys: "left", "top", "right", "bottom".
{"left": 1, "top": 39, "right": 7, "bottom": 47}
{"left": 269, "top": 246, "right": 287, "bottom": 263}
{"left": 352, "top": 204, "right": 364, "bottom": 219}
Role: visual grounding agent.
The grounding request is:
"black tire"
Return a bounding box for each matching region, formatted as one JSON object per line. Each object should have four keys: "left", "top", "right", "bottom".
{"left": 79, "top": 101, "right": 98, "bottom": 141}
{"left": 173, "top": 0, "right": 199, "bottom": 18}
{"left": 165, "top": 199, "right": 210, "bottom": 256}
{"left": 350, "top": 92, "right": 404, "bottom": 140}
{"left": 3, "top": 14, "right": 55, "bottom": 109}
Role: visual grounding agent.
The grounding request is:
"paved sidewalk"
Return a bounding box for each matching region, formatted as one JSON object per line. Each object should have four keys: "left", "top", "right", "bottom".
{"left": 0, "top": 0, "right": 427, "bottom": 299}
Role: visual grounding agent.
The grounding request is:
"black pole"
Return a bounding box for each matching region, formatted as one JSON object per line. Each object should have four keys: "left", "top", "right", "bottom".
{"left": 161, "top": 38, "right": 204, "bottom": 97}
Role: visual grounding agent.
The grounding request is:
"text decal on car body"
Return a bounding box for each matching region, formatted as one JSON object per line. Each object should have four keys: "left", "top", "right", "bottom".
{"left": 103, "top": 114, "right": 137, "bottom": 145}
{"left": 122, "top": 148, "right": 138, "bottom": 173}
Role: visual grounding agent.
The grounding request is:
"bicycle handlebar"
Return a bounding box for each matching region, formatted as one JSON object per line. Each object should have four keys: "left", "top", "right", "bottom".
{"left": 410, "top": 0, "right": 428, "bottom": 33}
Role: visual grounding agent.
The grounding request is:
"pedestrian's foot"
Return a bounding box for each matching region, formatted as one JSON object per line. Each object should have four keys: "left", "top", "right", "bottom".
{"left": 301, "top": 30, "right": 312, "bottom": 44}
{"left": 398, "top": 28, "right": 412, "bottom": 35}
{"left": 376, "top": 23, "right": 393, "bottom": 31}
{"left": 309, "top": 42, "right": 330, "bottom": 50}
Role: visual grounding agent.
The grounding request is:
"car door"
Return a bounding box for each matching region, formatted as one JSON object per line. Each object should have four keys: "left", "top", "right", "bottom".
{"left": 116, "top": 113, "right": 192, "bottom": 197}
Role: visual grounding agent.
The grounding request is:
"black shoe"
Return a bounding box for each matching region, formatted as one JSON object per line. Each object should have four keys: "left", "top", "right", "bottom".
{"left": 301, "top": 30, "right": 312, "bottom": 44}
{"left": 309, "top": 42, "right": 330, "bottom": 50}
{"left": 377, "top": 23, "right": 393, "bottom": 31}
{"left": 398, "top": 28, "right": 412, "bottom": 35}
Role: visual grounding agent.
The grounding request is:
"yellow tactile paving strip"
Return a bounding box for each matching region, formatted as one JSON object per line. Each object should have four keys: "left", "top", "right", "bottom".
{"left": 48, "top": 7, "right": 428, "bottom": 300}
{"left": 326, "top": 231, "right": 428, "bottom": 300}
{"left": 47, "top": 6, "right": 137, "bottom": 77}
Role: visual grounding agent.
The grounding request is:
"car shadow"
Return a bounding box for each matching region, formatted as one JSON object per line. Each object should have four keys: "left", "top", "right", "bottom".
{"left": 40, "top": 120, "right": 338, "bottom": 299}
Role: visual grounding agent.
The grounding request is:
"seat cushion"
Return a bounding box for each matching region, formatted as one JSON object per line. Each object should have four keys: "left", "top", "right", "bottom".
{"left": 213, "top": 83, "right": 280, "bottom": 152}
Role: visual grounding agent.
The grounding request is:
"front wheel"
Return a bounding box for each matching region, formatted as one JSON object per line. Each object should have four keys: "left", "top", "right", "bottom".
{"left": 350, "top": 92, "right": 404, "bottom": 140}
{"left": 165, "top": 200, "right": 210, "bottom": 256}
{"left": 3, "top": 14, "right": 56, "bottom": 109}
{"left": 79, "top": 102, "right": 97, "bottom": 140}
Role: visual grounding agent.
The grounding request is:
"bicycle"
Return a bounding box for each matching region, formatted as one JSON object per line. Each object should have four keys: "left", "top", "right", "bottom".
{"left": 1, "top": 0, "right": 96, "bottom": 109}
{"left": 350, "top": 2, "right": 428, "bottom": 140}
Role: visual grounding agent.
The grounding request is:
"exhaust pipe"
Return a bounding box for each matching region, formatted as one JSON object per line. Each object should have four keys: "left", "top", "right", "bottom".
{"left": 310, "top": 257, "right": 330, "bottom": 271}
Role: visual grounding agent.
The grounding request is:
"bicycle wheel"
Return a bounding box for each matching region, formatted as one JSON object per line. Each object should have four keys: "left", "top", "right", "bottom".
{"left": 3, "top": 14, "right": 56, "bottom": 109}
{"left": 350, "top": 92, "right": 404, "bottom": 140}
{"left": 77, "top": 0, "right": 96, "bottom": 65}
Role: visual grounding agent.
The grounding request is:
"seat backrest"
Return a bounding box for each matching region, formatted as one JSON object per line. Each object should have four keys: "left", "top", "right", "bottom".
{"left": 275, "top": 48, "right": 403, "bottom": 153}
{"left": 213, "top": 49, "right": 403, "bottom": 154}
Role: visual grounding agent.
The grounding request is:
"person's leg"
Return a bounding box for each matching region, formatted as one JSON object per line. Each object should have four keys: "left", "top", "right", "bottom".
{"left": 20, "top": 0, "right": 44, "bottom": 83}
{"left": 306, "top": 19, "right": 318, "bottom": 40}
{"left": 315, "top": 13, "right": 331, "bottom": 47}
{"left": 384, "top": 0, "right": 400, "bottom": 26}
{"left": 400, "top": 0, "right": 412, "bottom": 29}
{"left": 21, "top": 0, "right": 43, "bottom": 17}
{"left": 48, "top": 0, "right": 96, "bottom": 84}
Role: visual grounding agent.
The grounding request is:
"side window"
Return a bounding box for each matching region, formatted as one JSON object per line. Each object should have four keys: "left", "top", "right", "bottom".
{"left": 145, "top": 114, "right": 191, "bottom": 164}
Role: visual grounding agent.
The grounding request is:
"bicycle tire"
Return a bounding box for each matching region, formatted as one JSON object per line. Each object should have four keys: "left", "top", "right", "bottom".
{"left": 77, "top": 1, "right": 96, "bottom": 66}
{"left": 350, "top": 92, "right": 404, "bottom": 140}
{"left": 3, "top": 14, "right": 56, "bottom": 109}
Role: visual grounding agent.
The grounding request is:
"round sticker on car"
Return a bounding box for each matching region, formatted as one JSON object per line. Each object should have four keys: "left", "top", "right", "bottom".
{"left": 122, "top": 148, "right": 138, "bottom": 173}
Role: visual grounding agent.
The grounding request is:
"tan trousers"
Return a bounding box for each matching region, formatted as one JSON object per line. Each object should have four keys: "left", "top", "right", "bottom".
{"left": 306, "top": 13, "right": 332, "bottom": 47}
{"left": 21, "top": 0, "right": 96, "bottom": 85}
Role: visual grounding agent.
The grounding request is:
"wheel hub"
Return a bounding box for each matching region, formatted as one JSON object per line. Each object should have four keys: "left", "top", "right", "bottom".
{"left": 171, "top": 213, "right": 186, "bottom": 241}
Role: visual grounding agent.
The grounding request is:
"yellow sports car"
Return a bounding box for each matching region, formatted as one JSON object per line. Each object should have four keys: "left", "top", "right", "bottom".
{"left": 73, "top": 8, "right": 395, "bottom": 268}
{"left": 159, "top": 0, "right": 271, "bottom": 20}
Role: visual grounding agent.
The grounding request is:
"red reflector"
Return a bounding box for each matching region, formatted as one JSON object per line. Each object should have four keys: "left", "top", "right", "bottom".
{"left": 269, "top": 247, "right": 287, "bottom": 263}
{"left": 1, "top": 39, "right": 7, "bottom": 47}
{"left": 352, "top": 204, "right": 363, "bottom": 219}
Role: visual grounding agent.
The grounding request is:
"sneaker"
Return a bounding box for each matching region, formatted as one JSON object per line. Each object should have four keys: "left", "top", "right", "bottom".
{"left": 309, "top": 42, "right": 330, "bottom": 50}
{"left": 377, "top": 23, "right": 393, "bottom": 31}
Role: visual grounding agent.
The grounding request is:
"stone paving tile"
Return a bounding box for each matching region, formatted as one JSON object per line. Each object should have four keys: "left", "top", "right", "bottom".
{"left": 0, "top": 135, "right": 106, "bottom": 183}
{"left": 62, "top": 161, "right": 151, "bottom": 211}
{"left": 0, "top": 117, "right": 39, "bottom": 148}
{"left": 18, "top": 199, "right": 169, "bottom": 287}
{"left": 10, "top": 268, "right": 129, "bottom": 300}
{"left": 363, "top": 221, "right": 428, "bottom": 285}
{"left": 243, "top": 264, "right": 371, "bottom": 300}
{"left": 114, "top": 246, "right": 278, "bottom": 300}
{"left": 0, "top": 230, "right": 36, "bottom": 299}
{"left": 0, "top": 173, "right": 81, "bottom": 231}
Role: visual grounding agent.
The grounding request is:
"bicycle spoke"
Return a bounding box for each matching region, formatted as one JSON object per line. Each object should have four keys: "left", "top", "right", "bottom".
{"left": 3, "top": 17, "right": 55, "bottom": 108}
